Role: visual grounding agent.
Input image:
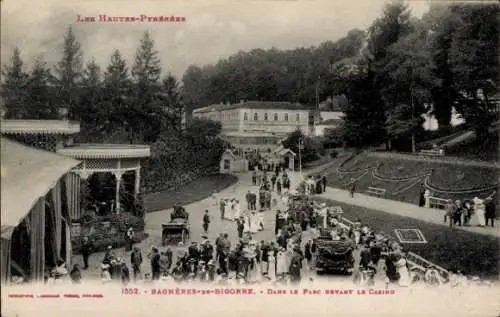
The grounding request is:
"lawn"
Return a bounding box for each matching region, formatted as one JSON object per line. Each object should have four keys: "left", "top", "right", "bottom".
{"left": 323, "top": 152, "right": 500, "bottom": 205}
{"left": 313, "top": 196, "right": 500, "bottom": 279}
{"left": 143, "top": 173, "right": 238, "bottom": 212}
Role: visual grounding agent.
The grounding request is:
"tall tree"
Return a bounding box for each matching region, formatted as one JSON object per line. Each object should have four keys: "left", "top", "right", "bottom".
{"left": 131, "top": 31, "right": 163, "bottom": 142}
{"left": 448, "top": 3, "right": 499, "bottom": 139}
{"left": 160, "top": 74, "right": 184, "bottom": 131}
{"left": 77, "top": 58, "right": 102, "bottom": 139}
{"left": 102, "top": 49, "right": 133, "bottom": 141}
{"left": 1, "top": 47, "right": 28, "bottom": 118}
{"left": 365, "top": 0, "right": 413, "bottom": 149}
{"left": 382, "top": 22, "right": 439, "bottom": 152}
{"left": 25, "top": 56, "right": 57, "bottom": 119}
{"left": 54, "top": 26, "right": 84, "bottom": 119}
{"left": 426, "top": 3, "right": 459, "bottom": 129}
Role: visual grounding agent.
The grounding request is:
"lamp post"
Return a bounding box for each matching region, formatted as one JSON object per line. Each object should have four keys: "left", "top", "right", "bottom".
{"left": 298, "top": 138, "right": 303, "bottom": 176}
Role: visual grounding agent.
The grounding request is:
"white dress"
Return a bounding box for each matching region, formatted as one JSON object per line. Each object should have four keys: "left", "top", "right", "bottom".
{"left": 233, "top": 202, "right": 241, "bottom": 220}
{"left": 396, "top": 259, "right": 411, "bottom": 287}
{"left": 224, "top": 202, "right": 233, "bottom": 220}
{"left": 250, "top": 213, "right": 259, "bottom": 233}
{"left": 424, "top": 190, "right": 431, "bottom": 208}
{"left": 474, "top": 198, "right": 486, "bottom": 226}
{"left": 258, "top": 212, "right": 265, "bottom": 230}
{"left": 243, "top": 215, "right": 251, "bottom": 233}
{"left": 268, "top": 255, "right": 277, "bottom": 281}
{"left": 276, "top": 251, "right": 288, "bottom": 275}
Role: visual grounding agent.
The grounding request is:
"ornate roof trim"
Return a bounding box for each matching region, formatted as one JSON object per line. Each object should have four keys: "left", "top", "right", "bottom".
{"left": 0, "top": 120, "right": 81, "bottom": 135}
{"left": 56, "top": 144, "right": 150, "bottom": 159}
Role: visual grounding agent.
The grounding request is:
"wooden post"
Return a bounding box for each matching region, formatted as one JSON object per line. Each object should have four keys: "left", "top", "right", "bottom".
{"left": 114, "top": 172, "right": 123, "bottom": 213}
{"left": 30, "top": 198, "right": 45, "bottom": 282}
{"left": 52, "top": 180, "right": 62, "bottom": 259}
{"left": 0, "top": 238, "right": 11, "bottom": 283}
{"left": 134, "top": 166, "right": 141, "bottom": 198}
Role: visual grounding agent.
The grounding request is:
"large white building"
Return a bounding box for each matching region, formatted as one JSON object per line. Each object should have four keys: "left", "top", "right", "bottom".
{"left": 193, "top": 101, "right": 313, "bottom": 152}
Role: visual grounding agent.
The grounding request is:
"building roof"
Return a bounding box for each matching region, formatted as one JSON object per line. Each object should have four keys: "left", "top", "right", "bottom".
{"left": 320, "top": 119, "right": 343, "bottom": 125}
{"left": 0, "top": 120, "right": 81, "bottom": 135}
{"left": 193, "top": 101, "right": 313, "bottom": 113}
{"left": 1, "top": 138, "right": 81, "bottom": 239}
{"left": 56, "top": 143, "right": 151, "bottom": 159}
{"left": 271, "top": 145, "right": 296, "bottom": 157}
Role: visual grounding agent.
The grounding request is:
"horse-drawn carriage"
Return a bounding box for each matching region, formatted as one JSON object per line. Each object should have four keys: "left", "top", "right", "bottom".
{"left": 315, "top": 239, "right": 355, "bottom": 274}
{"left": 162, "top": 206, "right": 190, "bottom": 245}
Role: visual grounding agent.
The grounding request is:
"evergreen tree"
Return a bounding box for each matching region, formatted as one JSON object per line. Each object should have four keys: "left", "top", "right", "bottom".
{"left": 78, "top": 58, "right": 103, "bottom": 140}
{"left": 54, "top": 26, "right": 84, "bottom": 120}
{"left": 102, "top": 49, "right": 133, "bottom": 140}
{"left": 1, "top": 47, "right": 28, "bottom": 118}
{"left": 160, "top": 74, "right": 184, "bottom": 131}
{"left": 131, "top": 30, "right": 163, "bottom": 142}
{"left": 26, "top": 56, "right": 57, "bottom": 119}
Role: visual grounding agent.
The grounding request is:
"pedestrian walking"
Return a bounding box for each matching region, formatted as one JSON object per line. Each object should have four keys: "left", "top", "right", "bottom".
{"left": 203, "top": 209, "right": 211, "bottom": 234}
{"left": 81, "top": 236, "right": 92, "bottom": 270}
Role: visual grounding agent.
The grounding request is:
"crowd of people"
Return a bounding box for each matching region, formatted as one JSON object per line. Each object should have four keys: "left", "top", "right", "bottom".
{"left": 419, "top": 188, "right": 496, "bottom": 228}
{"left": 37, "top": 166, "right": 494, "bottom": 289}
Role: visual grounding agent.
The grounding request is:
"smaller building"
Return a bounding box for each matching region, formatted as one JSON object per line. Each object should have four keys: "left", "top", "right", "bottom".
{"left": 268, "top": 146, "right": 297, "bottom": 171}
{"left": 219, "top": 149, "right": 249, "bottom": 173}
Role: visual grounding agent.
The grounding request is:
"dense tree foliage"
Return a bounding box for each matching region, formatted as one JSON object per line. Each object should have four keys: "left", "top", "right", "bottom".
{"left": 282, "top": 129, "right": 323, "bottom": 163}
{"left": 179, "top": 1, "right": 498, "bottom": 152}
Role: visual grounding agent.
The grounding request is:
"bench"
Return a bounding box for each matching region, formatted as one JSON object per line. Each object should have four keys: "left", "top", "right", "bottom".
{"left": 428, "top": 196, "right": 449, "bottom": 209}
{"left": 366, "top": 187, "right": 386, "bottom": 197}
{"left": 419, "top": 149, "right": 445, "bottom": 157}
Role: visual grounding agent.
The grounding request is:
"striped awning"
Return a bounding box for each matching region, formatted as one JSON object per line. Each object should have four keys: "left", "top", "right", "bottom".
{"left": 1, "top": 138, "right": 80, "bottom": 239}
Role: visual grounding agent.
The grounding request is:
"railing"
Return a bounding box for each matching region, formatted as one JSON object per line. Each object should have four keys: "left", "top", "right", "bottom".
{"left": 419, "top": 149, "right": 445, "bottom": 157}
{"left": 366, "top": 187, "right": 386, "bottom": 197}
{"left": 428, "top": 196, "right": 449, "bottom": 210}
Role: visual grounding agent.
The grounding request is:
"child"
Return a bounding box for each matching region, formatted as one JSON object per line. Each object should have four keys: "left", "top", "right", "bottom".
{"left": 212, "top": 191, "right": 218, "bottom": 206}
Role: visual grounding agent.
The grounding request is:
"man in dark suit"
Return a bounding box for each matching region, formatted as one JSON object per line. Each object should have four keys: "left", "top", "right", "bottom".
{"left": 81, "top": 236, "right": 93, "bottom": 269}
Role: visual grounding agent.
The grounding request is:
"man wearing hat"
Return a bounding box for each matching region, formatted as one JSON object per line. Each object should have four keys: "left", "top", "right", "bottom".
{"left": 103, "top": 245, "right": 115, "bottom": 265}
{"left": 201, "top": 238, "right": 214, "bottom": 263}
{"left": 81, "top": 236, "right": 93, "bottom": 270}
{"left": 188, "top": 242, "right": 201, "bottom": 262}
{"left": 207, "top": 260, "right": 216, "bottom": 281}
{"left": 203, "top": 209, "right": 211, "bottom": 234}
{"left": 131, "top": 246, "right": 143, "bottom": 281}
{"left": 149, "top": 247, "right": 161, "bottom": 280}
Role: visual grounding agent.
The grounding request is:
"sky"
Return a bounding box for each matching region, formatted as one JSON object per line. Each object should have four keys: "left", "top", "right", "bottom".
{"left": 1, "top": 0, "right": 430, "bottom": 79}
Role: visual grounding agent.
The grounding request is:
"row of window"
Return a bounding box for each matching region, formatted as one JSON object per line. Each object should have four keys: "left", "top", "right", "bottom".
{"left": 243, "top": 112, "right": 300, "bottom": 122}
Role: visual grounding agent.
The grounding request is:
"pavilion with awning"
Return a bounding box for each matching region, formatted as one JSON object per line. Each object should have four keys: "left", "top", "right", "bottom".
{"left": 1, "top": 138, "right": 80, "bottom": 283}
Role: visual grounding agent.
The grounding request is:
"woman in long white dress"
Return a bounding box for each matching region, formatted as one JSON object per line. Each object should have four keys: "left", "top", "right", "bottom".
{"left": 257, "top": 210, "right": 265, "bottom": 231}
{"left": 395, "top": 256, "right": 411, "bottom": 287}
{"left": 224, "top": 199, "right": 233, "bottom": 220}
{"left": 268, "top": 251, "right": 277, "bottom": 281}
{"left": 250, "top": 211, "right": 259, "bottom": 234}
{"left": 473, "top": 197, "right": 486, "bottom": 227}
{"left": 243, "top": 213, "right": 251, "bottom": 234}
{"left": 276, "top": 249, "right": 288, "bottom": 276}
{"left": 233, "top": 200, "right": 241, "bottom": 220}
{"left": 424, "top": 189, "right": 431, "bottom": 208}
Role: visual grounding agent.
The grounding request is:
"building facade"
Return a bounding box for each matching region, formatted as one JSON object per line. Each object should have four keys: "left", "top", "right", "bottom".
{"left": 193, "top": 101, "right": 312, "bottom": 152}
